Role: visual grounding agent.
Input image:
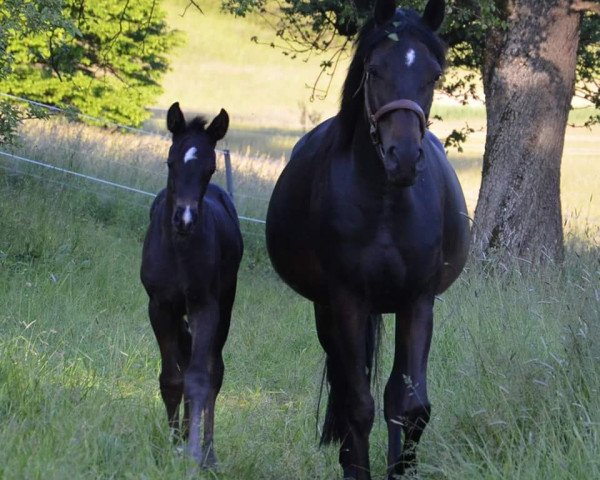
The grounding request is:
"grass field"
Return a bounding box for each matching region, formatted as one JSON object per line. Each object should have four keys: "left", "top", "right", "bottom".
{"left": 0, "top": 0, "right": 599, "bottom": 478}
{"left": 1, "top": 140, "right": 598, "bottom": 479}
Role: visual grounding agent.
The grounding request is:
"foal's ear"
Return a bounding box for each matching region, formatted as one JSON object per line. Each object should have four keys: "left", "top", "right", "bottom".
{"left": 374, "top": 0, "right": 396, "bottom": 26}
{"left": 167, "top": 102, "right": 186, "bottom": 135}
{"left": 422, "top": 0, "right": 445, "bottom": 32}
{"left": 206, "top": 108, "right": 229, "bottom": 143}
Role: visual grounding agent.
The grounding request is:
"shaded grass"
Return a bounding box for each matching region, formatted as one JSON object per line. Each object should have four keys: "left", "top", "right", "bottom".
{"left": 1, "top": 171, "right": 598, "bottom": 479}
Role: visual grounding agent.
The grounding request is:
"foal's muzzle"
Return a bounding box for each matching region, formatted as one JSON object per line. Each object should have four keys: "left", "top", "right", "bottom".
{"left": 173, "top": 204, "right": 198, "bottom": 235}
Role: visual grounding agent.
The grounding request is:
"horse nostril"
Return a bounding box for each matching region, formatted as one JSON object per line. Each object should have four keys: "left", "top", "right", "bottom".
{"left": 173, "top": 209, "right": 182, "bottom": 223}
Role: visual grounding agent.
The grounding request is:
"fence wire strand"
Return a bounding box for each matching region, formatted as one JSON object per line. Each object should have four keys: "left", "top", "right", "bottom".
{"left": 0, "top": 92, "right": 269, "bottom": 226}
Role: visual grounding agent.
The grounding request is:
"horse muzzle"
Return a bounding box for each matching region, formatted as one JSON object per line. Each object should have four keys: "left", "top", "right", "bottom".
{"left": 173, "top": 204, "right": 198, "bottom": 235}
{"left": 383, "top": 145, "right": 424, "bottom": 186}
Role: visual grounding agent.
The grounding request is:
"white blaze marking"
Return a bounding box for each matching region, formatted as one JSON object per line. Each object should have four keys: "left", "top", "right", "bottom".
{"left": 182, "top": 205, "right": 192, "bottom": 225}
{"left": 183, "top": 147, "right": 197, "bottom": 163}
{"left": 405, "top": 48, "right": 416, "bottom": 67}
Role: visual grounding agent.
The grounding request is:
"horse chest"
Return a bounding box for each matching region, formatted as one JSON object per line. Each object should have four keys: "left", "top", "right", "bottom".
{"left": 329, "top": 203, "right": 442, "bottom": 304}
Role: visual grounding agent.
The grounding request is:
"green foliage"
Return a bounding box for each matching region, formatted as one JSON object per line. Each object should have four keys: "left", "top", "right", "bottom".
{"left": 222, "top": 0, "right": 600, "bottom": 125}
{"left": 0, "top": 0, "right": 179, "bottom": 129}
{"left": 0, "top": 0, "right": 72, "bottom": 143}
{"left": 575, "top": 11, "right": 600, "bottom": 127}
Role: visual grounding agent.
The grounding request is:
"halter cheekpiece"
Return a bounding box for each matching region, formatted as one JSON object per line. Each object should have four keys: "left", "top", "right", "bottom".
{"left": 363, "top": 70, "right": 427, "bottom": 159}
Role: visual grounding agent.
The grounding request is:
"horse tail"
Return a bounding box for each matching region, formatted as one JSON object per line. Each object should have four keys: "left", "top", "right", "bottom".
{"left": 318, "top": 313, "right": 383, "bottom": 446}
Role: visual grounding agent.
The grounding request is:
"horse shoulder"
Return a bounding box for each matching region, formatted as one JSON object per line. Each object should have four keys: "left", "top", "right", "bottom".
{"left": 204, "top": 184, "right": 243, "bottom": 259}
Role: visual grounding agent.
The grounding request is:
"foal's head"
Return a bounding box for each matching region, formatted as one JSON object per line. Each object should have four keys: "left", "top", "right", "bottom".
{"left": 166, "top": 102, "right": 229, "bottom": 235}
{"left": 344, "top": 0, "right": 446, "bottom": 186}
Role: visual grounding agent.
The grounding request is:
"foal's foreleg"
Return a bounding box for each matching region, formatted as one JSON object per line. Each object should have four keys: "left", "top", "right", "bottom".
{"left": 185, "top": 299, "right": 221, "bottom": 467}
{"left": 385, "top": 294, "right": 434, "bottom": 479}
{"left": 148, "top": 300, "right": 186, "bottom": 438}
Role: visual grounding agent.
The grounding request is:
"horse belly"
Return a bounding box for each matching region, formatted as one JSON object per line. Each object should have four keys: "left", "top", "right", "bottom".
{"left": 355, "top": 236, "right": 441, "bottom": 312}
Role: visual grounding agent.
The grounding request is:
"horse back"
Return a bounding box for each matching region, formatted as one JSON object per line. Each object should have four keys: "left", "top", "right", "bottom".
{"left": 266, "top": 119, "right": 335, "bottom": 301}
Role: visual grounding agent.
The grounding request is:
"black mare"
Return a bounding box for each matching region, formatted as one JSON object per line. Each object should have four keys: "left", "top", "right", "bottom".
{"left": 266, "top": 1, "right": 469, "bottom": 478}
{"left": 141, "top": 103, "right": 243, "bottom": 467}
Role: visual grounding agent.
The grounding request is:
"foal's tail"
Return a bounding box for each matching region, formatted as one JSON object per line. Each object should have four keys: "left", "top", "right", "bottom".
{"left": 318, "top": 313, "right": 383, "bottom": 445}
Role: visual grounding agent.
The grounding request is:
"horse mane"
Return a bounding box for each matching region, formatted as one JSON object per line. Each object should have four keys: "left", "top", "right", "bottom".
{"left": 338, "top": 8, "right": 447, "bottom": 144}
{"left": 187, "top": 116, "right": 208, "bottom": 132}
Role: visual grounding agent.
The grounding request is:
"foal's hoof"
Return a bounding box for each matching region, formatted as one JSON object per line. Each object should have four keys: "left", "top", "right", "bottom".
{"left": 202, "top": 448, "right": 219, "bottom": 471}
{"left": 387, "top": 462, "right": 417, "bottom": 479}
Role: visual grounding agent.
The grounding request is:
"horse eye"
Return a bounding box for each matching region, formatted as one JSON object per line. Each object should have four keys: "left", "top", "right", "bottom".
{"left": 366, "top": 65, "right": 380, "bottom": 78}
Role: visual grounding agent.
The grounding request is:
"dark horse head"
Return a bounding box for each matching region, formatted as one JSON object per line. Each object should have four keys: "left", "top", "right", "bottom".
{"left": 165, "top": 102, "right": 229, "bottom": 235}
{"left": 340, "top": 0, "right": 446, "bottom": 186}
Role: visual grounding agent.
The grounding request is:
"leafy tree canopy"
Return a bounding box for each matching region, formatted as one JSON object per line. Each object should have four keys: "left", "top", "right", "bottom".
{"left": 221, "top": 0, "right": 599, "bottom": 123}
{"left": 0, "top": 0, "right": 179, "bottom": 137}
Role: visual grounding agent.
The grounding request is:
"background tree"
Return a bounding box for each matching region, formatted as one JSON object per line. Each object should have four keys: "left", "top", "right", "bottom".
{"left": 222, "top": 0, "right": 600, "bottom": 264}
{"left": 0, "top": 0, "right": 73, "bottom": 143}
{"left": 0, "top": 0, "right": 178, "bottom": 139}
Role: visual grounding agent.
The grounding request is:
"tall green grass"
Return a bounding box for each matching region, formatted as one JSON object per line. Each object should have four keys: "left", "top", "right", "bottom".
{"left": 1, "top": 163, "right": 598, "bottom": 479}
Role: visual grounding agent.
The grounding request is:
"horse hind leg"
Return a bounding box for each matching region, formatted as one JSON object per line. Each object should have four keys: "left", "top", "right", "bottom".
{"left": 148, "top": 300, "right": 186, "bottom": 439}
{"left": 384, "top": 294, "right": 434, "bottom": 479}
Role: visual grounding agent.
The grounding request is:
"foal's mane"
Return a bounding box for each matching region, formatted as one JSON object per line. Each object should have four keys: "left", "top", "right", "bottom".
{"left": 186, "top": 116, "right": 208, "bottom": 133}
{"left": 338, "top": 8, "right": 446, "bottom": 144}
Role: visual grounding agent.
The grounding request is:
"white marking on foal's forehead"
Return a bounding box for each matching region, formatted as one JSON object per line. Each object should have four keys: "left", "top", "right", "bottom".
{"left": 183, "top": 147, "right": 197, "bottom": 163}
{"left": 405, "top": 48, "right": 416, "bottom": 67}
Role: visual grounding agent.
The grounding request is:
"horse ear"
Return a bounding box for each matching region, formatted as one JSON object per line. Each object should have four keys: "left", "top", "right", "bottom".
{"left": 422, "top": 0, "right": 445, "bottom": 31}
{"left": 374, "top": 0, "right": 396, "bottom": 26}
{"left": 167, "top": 102, "right": 186, "bottom": 135}
{"left": 206, "top": 108, "right": 229, "bottom": 143}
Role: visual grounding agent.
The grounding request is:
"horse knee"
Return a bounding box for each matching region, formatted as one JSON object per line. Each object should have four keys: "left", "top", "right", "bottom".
{"left": 184, "top": 370, "right": 210, "bottom": 399}
{"left": 349, "top": 393, "right": 375, "bottom": 434}
{"left": 403, "top": 404, "right": 431, "bottom": 440}
{"left": 159, "top": 374, "right": 183, "bottom": 397}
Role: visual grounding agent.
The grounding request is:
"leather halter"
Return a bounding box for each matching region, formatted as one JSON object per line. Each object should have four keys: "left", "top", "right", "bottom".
{"left": 363, "top": 70, "right": 427, "bottom": 159}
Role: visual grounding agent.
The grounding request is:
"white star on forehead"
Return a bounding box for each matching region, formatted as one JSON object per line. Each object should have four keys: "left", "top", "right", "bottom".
{"left": 183, "top": 147, "right": 197, "bottom": 163}
{"left": 405, "top": 48, "right": 416, "bottom": 67}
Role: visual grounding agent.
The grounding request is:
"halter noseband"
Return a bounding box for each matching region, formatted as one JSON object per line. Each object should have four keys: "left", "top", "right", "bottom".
{"left": 363, "top": 71, "right": 427, "bottom": 158}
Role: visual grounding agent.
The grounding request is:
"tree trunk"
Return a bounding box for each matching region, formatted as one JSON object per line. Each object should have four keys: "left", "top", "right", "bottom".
{"left": 472, "top": 0, "right": 582, "bottom": 264}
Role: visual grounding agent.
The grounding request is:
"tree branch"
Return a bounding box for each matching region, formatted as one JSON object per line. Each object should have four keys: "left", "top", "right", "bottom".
{"left": 571, "top": 1, "right": 600, "bottom": 14}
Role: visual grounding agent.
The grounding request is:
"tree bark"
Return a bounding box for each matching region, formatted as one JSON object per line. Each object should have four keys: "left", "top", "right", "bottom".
{"left": 472, "top": 0, "right": 582, "bottom": 264}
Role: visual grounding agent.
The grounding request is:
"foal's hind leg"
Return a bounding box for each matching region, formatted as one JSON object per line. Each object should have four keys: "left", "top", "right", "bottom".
{"left": 384, "top": 294, "right": 434, "bottom": 479}
{"left": 149, "top": 299, "right": 187, "bottom": 438}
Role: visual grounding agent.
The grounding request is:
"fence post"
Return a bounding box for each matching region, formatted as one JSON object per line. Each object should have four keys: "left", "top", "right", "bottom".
{"left": 223, "top": 149, "right": 235, "bottom": 204}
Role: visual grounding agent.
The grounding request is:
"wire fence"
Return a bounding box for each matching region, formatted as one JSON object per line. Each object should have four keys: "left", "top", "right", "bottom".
{"left": 0, "top": 93, "right": 273, "bottom": 230}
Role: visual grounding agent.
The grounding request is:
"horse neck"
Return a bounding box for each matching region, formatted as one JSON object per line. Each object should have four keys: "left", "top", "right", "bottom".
{"left": 347, "top": 113, "right": 414, "bottom": 205}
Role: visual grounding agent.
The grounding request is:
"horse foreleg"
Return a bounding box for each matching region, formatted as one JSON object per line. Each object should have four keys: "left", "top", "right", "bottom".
{"left": 184, "top": 299, "right": 220, "bottom": 467}
{"left": 148, "top": 300, "right": 186, "bottom": 439}
{"left": 316, "top": 298, "right": 374, "bottom": 480}
{"left": 201, "top": 285, "right": 233, "bottom": 469}
{"left": 385, "top": 294, "right": 434, "bottom": 479}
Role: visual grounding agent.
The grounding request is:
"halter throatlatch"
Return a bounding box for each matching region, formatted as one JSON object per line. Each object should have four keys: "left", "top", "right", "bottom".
{"left": 364, "top": 71, "right": 427, "bottom": 159}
